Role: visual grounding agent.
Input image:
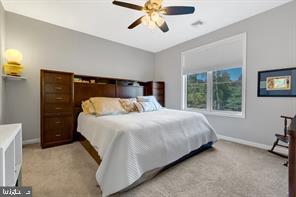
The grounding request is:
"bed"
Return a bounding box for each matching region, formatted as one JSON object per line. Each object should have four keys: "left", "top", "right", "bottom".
{"left": 77, "top": 108, "right": 217, "bottom": 196}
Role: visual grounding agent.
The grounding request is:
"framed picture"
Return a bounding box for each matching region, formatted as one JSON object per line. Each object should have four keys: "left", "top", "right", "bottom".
{"left": 258, "top": 67, "right": 296, "bottom": 97}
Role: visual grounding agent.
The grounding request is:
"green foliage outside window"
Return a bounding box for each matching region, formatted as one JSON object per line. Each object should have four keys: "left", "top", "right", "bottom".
{"left": 187, "top": 73, "right": 207, "bottom": 109}
{"left": 213, "top": 68, "right": 242, "bottom": 112}
{"left": 186, "top": 67, "right": 242, "bottom": 112}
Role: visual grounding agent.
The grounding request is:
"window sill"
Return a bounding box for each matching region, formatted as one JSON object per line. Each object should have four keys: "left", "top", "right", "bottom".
{"left": 184, "top": 108, "right": 245, "bottom": 119}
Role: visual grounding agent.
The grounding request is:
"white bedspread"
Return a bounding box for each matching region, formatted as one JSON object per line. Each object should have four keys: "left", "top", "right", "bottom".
{"left": 77, "top": 109, "right": 217, "bottom": 196}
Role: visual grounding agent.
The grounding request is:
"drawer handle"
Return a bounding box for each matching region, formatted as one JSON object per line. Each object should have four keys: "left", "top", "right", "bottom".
{"left": 56, "top": 77, "right": 62, "bottom": 80}
{"left": 56, "top": 97, "right": 63, "bottom": 100}
{"left": 55, "top": 121, "right": 62, "bottom": 124}
{"left": 55, "top": 134, "right": 62, "bottom": 137}
{"left": 56, "top": 87, "right": 62, "bottom": 90}
{"left": 55, "top": 107, "right": 63, "bottom": 110}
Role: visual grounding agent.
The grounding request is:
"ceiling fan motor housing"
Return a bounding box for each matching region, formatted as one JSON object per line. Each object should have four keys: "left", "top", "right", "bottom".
{"left": 145, "top": 0, "right": 162, "bottom": 13}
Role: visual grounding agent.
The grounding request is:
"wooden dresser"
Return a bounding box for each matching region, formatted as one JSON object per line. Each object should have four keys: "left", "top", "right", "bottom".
{"left": 145, "top": 81, "right": 165, "bottom": 107}
{"left": 40, "top": 70, "right": 74, "bottom": 148}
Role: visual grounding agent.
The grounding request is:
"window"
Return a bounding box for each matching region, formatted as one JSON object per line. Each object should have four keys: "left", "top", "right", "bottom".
{"left": 187, "top": 72, "right": 207, "bottom": 109}
{"left": 182, "top": 33, "right": 246, "bottom": 118}
{"left": 184, "top": 67, "right": 244, "bottom": 117}
{"left": 212, "top": 67, "right": 242, "bottom": 112}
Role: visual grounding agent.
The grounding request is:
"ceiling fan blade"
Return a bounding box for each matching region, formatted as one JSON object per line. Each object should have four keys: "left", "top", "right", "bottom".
{"left": 128, "top": 16, "right": 144, "bottom": 29}
{"left": 113, "top": 1, "right": 144, "bottom": 11}
{"left": 163, "top": 6, "right": 195, "bottom": 15}
{"left": 157, "top": 21, "right": 169, "bottom": 33}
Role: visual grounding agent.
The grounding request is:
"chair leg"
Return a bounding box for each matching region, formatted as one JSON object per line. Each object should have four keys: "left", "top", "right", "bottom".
{"left": 270, "top": 139, "right": 279, "bottom": 152}
{"left": 268, "top": 139, "right": 288, "bottom": 158}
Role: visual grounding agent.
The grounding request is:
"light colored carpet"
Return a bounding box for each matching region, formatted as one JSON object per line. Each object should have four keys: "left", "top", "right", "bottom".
{"left": 22, "top": 140, "right": 288, "bottom": 197}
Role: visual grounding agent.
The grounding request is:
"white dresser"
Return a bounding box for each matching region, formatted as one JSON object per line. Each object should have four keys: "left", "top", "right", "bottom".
{"left": 0, "top": 124, "right": 22, "bottom": 186}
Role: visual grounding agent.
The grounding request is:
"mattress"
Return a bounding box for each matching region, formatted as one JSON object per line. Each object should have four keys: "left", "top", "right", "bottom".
{"left": 77, "top": 108, "right": 217, "bottom": 196}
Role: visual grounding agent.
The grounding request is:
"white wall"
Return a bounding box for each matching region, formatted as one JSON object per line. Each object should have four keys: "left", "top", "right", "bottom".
{"left": 155, "top": 1, "right": 296, "bottom": 146}
{"left": 5, "top": 12, "right": 155, "bottom": 141}
{"left": 0, "top": 1, "right": 5, "bottom": 124}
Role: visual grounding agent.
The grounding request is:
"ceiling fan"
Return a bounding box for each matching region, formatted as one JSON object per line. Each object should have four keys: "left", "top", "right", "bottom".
{"left": 112, "top": 0, "right": 195, "bottom": 33}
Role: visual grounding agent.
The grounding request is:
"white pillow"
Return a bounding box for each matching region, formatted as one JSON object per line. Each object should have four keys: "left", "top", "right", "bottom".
{"left": 135, "top": 101, "right": 158, "bottom": 113}
{"left": 137, "top": 96, "right": 162, "bottom": 109}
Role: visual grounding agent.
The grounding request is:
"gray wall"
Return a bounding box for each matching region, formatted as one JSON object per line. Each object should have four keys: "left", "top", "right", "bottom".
{"left": 5, "top": 12, "right": 155, "bottom": 141}
{"left": 0, "top": 1, "right": 5, "bottom": 124}
{"left": 3, "top": 2, "right": 296, "bottom": 146}
{"left": 155, "top": 1, "right": 296, "bottom": 146}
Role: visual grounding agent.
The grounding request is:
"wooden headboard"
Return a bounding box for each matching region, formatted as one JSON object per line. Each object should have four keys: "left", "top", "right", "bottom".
{"left": 73, "top": 74, "right": 145, "bottom": 137}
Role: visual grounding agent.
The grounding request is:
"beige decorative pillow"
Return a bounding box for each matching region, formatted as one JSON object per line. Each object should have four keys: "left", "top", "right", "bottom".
{"left": 89, "top": 97, "right": 126, "bottom": 116}
{"left": 81, "top": 100, "right": 96, "bottom": 114}
{"left": 119, "top": 98, "right": 138, "bottom": 112}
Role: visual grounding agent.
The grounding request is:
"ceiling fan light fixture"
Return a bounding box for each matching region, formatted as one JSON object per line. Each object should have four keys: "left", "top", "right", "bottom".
{"left": 141, "top": 15, "right": 150, "bottom": 26}
{"left": 141, "top": 14, "right": 160, "bottom": 29}
{"left": 150, "top": 12, "right": 160, "bottom": 22}
{"left": 148, "top": 20, "right": 157, "bottom": 29}
{"left": 156, "top": 17, "right": 165, "bottom": 26}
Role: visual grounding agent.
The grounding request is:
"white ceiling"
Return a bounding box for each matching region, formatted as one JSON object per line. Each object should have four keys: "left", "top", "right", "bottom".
{"left": 2, "top": 0, "right": 293, "bottom": 52}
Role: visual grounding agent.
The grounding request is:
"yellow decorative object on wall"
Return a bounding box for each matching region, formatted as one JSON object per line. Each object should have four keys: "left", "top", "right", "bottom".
{"left": 3, "top": 64, "right": 24, "bottom": 76}
{"left": 3, "top": 49, "right": 24, "bottom": 76}
{"left": 5, "top": 49, "right": 23, "bottom": 64}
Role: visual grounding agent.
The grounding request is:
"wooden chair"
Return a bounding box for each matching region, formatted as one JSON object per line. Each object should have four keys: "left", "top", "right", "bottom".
{"left": 269, "top": 115, "right": 293, "bottom": 158}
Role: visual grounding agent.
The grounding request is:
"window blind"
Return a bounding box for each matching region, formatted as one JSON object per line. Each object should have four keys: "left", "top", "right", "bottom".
{"left": 182, "top": 34, "right": 245, "bottom": 74}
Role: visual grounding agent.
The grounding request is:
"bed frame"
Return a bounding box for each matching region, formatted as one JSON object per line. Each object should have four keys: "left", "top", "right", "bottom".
{"left": 73, "top": 74, "right": 146, "bottom": 164}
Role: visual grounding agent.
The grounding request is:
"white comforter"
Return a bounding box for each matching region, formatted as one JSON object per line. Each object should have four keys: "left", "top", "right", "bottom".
{"left": 77, "top": 109, "right": 217, "bottom": 196}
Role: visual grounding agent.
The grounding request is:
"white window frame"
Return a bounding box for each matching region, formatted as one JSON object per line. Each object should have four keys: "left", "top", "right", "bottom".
{"left": 181, "top": 33, "right": 247, "bottom": 119}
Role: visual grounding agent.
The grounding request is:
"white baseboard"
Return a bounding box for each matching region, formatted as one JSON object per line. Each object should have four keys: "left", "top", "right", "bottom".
{"left": 23, "top": 138, "right": 40, "bottom": 145}
{"left": 217, "top": 134, "right": 271, "bottom": 150}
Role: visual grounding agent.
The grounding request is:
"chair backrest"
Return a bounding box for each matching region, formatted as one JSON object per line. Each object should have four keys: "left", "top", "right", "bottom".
{"left": 289, "top": 116, "right": 296, "bottom": 132}
{"left": 282, "top": 115, "right": 294, "bottom": 136}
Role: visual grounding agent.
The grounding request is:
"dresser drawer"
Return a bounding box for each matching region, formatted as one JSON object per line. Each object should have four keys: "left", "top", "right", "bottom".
{"left": 45, "top": 94, "right": 71, "bottom": 104}
{"left": 43, "top": 128, "right": 72, "bottom": 143}
{"left": 44, "top": 72, "right": 71, "bottom": 84}
{"left": 44, "top": 104, "right": 72, "bottom": 114}
{"left": 44, "top": 116, "right": 72, "bottom": 131}
{"left": 43, "top": 115, "right": 72, "bottom": 144}
{"left": 45, "top": 83, "right": 71, "bottom": 94}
